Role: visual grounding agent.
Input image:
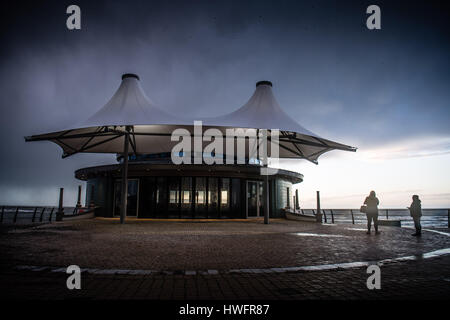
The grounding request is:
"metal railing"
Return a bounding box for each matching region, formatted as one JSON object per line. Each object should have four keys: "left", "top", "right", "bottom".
{"left": 291, "top": 208, "right": 450, "bottom": 228}
{"left": 0, "top": 205, "right": 93, "bottom": 224}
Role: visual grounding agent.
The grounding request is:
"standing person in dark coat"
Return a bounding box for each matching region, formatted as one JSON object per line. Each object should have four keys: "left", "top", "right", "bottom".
{"left": 364, "top": 191, "right": 380, "bottom": 235}
{"left": 408, "top": 195, "right": 422, "bottom": 236}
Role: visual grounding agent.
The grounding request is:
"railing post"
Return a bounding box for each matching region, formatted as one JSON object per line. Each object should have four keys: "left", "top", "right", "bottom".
{"left": 322, "top": 209, "right": 327, "bottom": 223}
{"left": 32, "top": 207, "right": 38, "bottom": 222}
{"left": 331, "top": 209, "right": 335, "bottom": 224}
{"left": 13, "top": 207, "right": 19, "bottom": 223}
{"left": 1, "top": 206, "right": 4, "bottom": 224}
{"left": 39, "top": 207, "right": 46, "bottom": 222}
{"left": 448, "top": 209, "right": 449, "bottom": 229}
{"left": 351, "top": 209, "right": 355, "bottom": 224}
{"left": 312, "top": 209, "right": 315, "bottom": 215}
{"left": 301, "top": 209, "right": 304, "bottom": 215}
{"left": 49, "top": 208, "right": 55, "bottom": 222}
{"left": 386, "top": 209, "right": 389, "bottom": 220}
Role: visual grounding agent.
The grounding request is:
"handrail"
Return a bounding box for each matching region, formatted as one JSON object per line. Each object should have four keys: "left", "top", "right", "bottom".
{"left": 286, "top": 208, "right": 449, "bottom": 227}
{"left": 0, "top": 205, "right": 94, "bottom": 224}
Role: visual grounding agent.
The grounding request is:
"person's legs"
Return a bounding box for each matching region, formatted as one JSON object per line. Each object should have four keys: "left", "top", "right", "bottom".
{"left": 413, "top": 216, "right": 422, "bottom": 235}
{"left": 366, "top": 214, "right": 372, "bottom": 233}
{"left": 417, "top": 217, "right": 422, "bottom": 234}
{"left": 373, "top": 214, "right": 379, "bottom": 233}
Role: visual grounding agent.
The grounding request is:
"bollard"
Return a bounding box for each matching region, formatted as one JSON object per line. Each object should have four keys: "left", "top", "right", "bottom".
{"left": 76, "top": 185, "right": 82, "bottom": 208}
{"left": 13, "top": 207, "right": 19, "bottom": 223}
{"left": 331, "top": 209, "right": 335, "bottom": 224}
{"left": 350, "top": 209, "right": 355, "bottom": 224}
{"left": 56, "top": 188, "right": 64, "bottom": 221}
{"left": 32, "top": 207, "right": 38, "bottom": 222}
{"left": 316, "top": 191, "right": 322, "bottom": 223}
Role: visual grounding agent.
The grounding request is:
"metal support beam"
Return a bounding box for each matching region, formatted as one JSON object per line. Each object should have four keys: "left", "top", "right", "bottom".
{"left": 264, "top": 172, "right": 269, "bottom": 225}
{"left": 76, "top": 185, "right": 82, "bottom": 208}
{"left": 120, "top": 126, "right": 131, "bottom": 224}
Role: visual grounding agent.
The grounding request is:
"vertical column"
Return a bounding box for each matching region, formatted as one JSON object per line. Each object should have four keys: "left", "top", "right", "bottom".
{"left": 264, "top": 173, "right": 269, "bottom": 224}
{"left": 76, "top": 185, "right": 82, "bottom": 208}
{"left": 56, "top": 187, "right": 64, "bottom": 221}
{"left": 259, "top": 129, "right": 269, "bottom": 225}
{"left": 316, "top": 190, "right": 322, "bottom": 223}
{"left": 120, "top": 127, "right": 130, "bottom": 224}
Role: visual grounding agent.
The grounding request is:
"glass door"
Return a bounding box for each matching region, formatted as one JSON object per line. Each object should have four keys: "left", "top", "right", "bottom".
{"left": 113, "top": 179, "right": 139, "bottom": 217}
{"left": 247, "top": 181, "right": 258, "bottom": 217}
{"left": 247, "top": 181, "right": 264, "bottom": 217}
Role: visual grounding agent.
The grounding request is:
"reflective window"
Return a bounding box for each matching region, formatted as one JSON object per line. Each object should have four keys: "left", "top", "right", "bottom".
{"left": 155, "top": 177, "right": 167, "bottom": 218}
{"left": 231, "top": 178, "right": 241, "bottom": 218}
{"left": 208, "top": 177, "right": 219, "bottom": 218}
{"left": 181, "top": 177, "right": 192, "bottom": 218}
{"left": 168, "top": 177, "right": 180, "bottom": 217}
{"left": 220, "top": 178, "right": 230, "bottom": 217}
{"left": 195, "top": 177, "right": 207, "bottom": 218}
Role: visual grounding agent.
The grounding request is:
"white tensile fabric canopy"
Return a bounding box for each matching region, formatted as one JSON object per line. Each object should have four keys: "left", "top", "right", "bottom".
{"left": 25, "top": 74, "right": 356, "bottom": 163}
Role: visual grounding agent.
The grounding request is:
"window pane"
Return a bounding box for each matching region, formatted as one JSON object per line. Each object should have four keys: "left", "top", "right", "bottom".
{"left": 168, "top": 177, "right": 179, "bottom": 217}
{"left": 181, "top": 177, "right": 192, "bottom": 218}
{"left": 208, "top": 177, "right": 218, "bottom": 218}
{"left": 195, "top": 177, "right": 207, "bottom": 218}
{"left": 231, "top": 179, "right": 241, "bottom": 218}
{"left": 220, "top": 178, "right": 230, "bottom": 218}
{"left": 155, "top": 177, "right": 167, "bottom": 218}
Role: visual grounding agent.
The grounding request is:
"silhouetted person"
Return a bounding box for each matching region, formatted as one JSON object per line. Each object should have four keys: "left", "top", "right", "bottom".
{"left": 408, "top": 195, "right": 422, "bottom": 236}
{"left": 364, "top": 191, "right": 380, "bottom": 234}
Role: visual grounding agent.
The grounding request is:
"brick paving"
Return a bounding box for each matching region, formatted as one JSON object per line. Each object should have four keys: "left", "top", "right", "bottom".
{"left": 0, "top": 218, "right": 449, "bottom": 299}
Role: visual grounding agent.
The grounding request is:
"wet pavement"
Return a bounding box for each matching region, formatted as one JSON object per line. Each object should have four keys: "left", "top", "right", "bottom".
{"left": 1, "top": 218, "right": 449, "bottom": 299}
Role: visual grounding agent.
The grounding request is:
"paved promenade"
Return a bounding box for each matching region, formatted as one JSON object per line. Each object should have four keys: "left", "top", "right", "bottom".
{"left": 1, "top": 218, "right": 449, "bottom": 299}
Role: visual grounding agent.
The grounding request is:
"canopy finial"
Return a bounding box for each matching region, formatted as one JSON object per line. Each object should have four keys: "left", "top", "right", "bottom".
{"left": 256, "top": 80, "right": 272, "bottom": 87}
{"left": 122, "top": 73, "right": 140, "bottom": 80}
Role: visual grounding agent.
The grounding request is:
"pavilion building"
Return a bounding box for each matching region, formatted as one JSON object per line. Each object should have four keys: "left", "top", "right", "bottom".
{"left": 26, "top": 74, "right": 355, "bottom": 220}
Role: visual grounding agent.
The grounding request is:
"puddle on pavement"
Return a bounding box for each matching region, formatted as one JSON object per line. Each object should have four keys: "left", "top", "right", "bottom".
{"left": 291, "top": 232, "right": 348, "bottom": 238}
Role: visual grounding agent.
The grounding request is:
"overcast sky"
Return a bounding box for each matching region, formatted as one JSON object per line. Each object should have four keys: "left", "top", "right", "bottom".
{"left": 0, "top": 0, "right": 449, "bottom": 208}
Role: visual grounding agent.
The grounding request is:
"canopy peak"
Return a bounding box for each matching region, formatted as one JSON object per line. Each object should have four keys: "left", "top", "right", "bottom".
{"left": 256, "top": 80, "right": 272, "bottom": 87}
{"left": 121, "top": 73, "right": 140, "bottom": 81}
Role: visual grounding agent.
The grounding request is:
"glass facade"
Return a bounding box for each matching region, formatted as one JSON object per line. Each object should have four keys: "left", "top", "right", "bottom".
{"left": 114, "top": 176, "right": 250, "bottom": 219}
{"left": 101, "top": 173, "right": 302, "bottom": 219}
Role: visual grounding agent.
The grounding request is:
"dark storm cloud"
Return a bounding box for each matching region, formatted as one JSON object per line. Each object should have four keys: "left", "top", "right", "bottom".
{"left": 0, "top": 0, "right": 449, "bottom": 204}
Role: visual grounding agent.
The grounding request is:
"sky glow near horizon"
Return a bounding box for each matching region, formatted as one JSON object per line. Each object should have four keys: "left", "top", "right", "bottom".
{"left": 278, "top": 135, "right": 450, "bottom": 208}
